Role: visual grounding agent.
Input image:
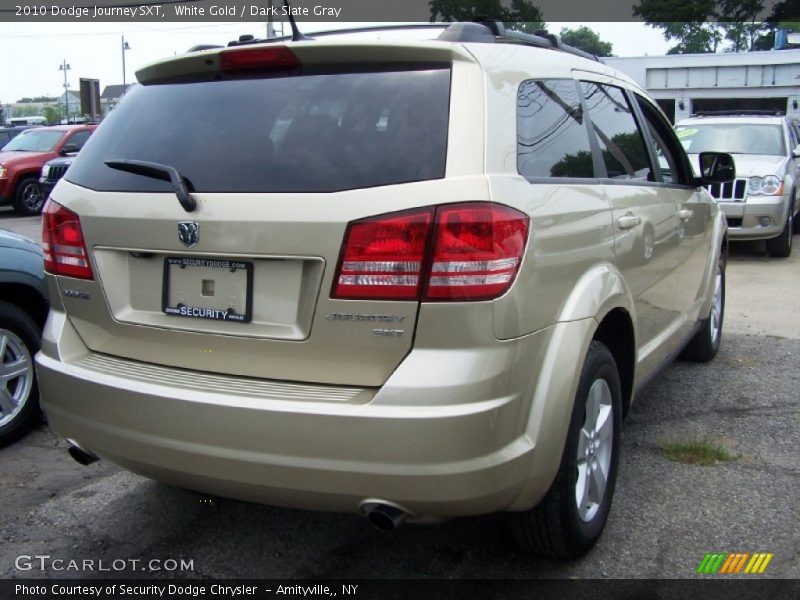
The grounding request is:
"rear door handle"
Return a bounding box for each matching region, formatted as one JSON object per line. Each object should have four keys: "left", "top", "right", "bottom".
{"left": 617, "top": 214, "right": 641, "bottom": 230}
{"left": 679, "top": 209, "right": 694, "bottom": 221}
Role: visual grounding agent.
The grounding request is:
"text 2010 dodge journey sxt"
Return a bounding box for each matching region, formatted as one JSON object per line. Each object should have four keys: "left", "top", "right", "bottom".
{"left": 36, "top": 21, "right": 733, "bottom": 558}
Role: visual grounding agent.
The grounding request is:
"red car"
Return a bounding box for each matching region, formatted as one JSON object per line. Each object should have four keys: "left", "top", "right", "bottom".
{"left": 0, "top": 124, "right": 96, "bottom": 215}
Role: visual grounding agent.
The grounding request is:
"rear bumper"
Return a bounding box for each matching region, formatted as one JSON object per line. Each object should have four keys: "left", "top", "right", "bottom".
{"left": 36, "top": 311, "right": 579, "bottom": 518}
{"left": 719, "top": 194, "right": 788, "bottom": 240}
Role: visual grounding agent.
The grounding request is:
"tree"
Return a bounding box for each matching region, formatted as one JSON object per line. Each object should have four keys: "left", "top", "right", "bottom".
{"left": 13, "top": 105, "right": 43, "bottom": 118}
{"left": 633, "top": 0, "right": 771, "bottom": 53}
{"left": 43, "top": 106, "right": 62, "bottom": 125}
{"left": 429, "top": 0, "right": 545, "bottom": 34}
{"left": 559, "top": 26, "right": 614, "bottom": 56}
{"left": 17, "top": 96, "right": 57, "bottom": 104}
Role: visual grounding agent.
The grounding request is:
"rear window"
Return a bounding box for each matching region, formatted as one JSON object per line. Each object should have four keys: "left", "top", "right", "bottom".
{"left": 66, "top": 68, "right": 451, "bottom": 193}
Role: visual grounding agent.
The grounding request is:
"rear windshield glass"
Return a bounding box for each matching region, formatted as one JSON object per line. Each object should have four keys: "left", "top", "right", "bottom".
{"left": 66, "top": 68, "right": 451, "bottom": 193}
{"left": 675, "top": 124, "right": 785, "bottom": 156}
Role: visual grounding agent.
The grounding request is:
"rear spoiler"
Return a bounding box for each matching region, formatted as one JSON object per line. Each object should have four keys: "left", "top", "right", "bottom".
{"left": 135, "top": 41, "right": 477, "bottom": 85}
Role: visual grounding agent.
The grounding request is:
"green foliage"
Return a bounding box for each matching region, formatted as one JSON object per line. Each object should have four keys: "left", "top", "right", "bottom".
{"left": 633, "top": 0, "right": 774, "bottom": 53}
{"left": 769, "top": 0, "right": 800, "bottom": 24}
{"left": 559, "top": 26, "right": 614, "bottom": 56}
{"left": 429, "top": 0, "right": 545, "bottom": 34}
{"left": 662, "top": 439, "right": 737, "bottom": 465}
{"left": 550, "top": 150, "right": 593, "bottom": 178}
{"left": 16, "top": 96, "right": 58, "bottom": 104}
{"left": 550, "top": 131, "right": 650, "bottom": 178}
{"left": 12, "top": 105, "right": 44, "bottom": 118}
{"left": 43, "top": 106, "right": 62, "bottom": 125}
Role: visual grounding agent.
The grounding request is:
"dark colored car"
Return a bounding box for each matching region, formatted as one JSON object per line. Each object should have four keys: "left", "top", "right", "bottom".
{"left": 39, "top": 156, "right": 75, "bottom": 199}
{"left": 0, "top": 125, "right": 96, "bottom": 216}
{"left": 0, "top": 126, "right": 39, "bottom": 147}
{"left": 0, "top": 229, "right": 47, "bottom": 446}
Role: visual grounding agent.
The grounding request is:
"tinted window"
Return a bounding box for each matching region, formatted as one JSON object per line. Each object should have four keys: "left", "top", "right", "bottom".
{"left": 65, "top": 130, "right": 91, "bottom": 151}
{"left": 675, "top": 124, "right": 785, "bottom": 156}
{"left": 0, "top": 132, "right": 10, "bottom": 146}
{"left": 67, "top": 68, "right": 450, "bottom": 193}
{"left": 2, "top": 130, "right": 63, "bottom": 152}
{"left": 636, "top": 97, "right": 687, "bottom": 185}
{"left": 581, "top": 83, "right": 652, "bottom": 180}
{"left": 517, "top": 79, "right": 594, "bottom": 179}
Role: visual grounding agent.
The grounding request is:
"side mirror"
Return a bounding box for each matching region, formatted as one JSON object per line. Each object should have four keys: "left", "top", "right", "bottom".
{"left": 60, "top": 143, "right": 79, "bottom": 156}
{"left": 697, "top": 152, "right": 735, "bottom": 184}
{"left": 792, "top": 144, "right": 800, "bottom": 159}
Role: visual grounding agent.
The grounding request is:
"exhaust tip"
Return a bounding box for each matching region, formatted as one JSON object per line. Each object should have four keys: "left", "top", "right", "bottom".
{"left": 66, "top": 439, "right": 99, "bottom": 466}
{"left": 367, "top": 509, "right": 401, "bottom": 532}
{"left": 359, "top": 499, "right": 410, "bottom": 532}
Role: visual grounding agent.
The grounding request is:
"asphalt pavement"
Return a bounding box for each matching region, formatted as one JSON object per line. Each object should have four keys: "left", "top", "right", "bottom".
{"left": 1, "top": 210, "right": 798, "bottom": 580}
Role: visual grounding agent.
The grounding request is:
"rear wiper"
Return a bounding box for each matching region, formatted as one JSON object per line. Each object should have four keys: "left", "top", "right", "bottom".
{"left": 104, "top": 159, "right": 197, "bottom": 212}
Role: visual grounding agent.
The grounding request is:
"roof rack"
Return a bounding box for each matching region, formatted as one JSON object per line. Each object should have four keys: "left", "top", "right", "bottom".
{"left": 691, "top": 110, "right": 785, "bottom": 117}
{"left": 220, "top": 19, "right": 600, "bottom": 64}
{"left": 438, "top": 19, "right": 600, "bottom": 62}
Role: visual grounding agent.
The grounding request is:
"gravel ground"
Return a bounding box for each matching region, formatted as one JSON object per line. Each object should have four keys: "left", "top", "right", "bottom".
{"left": 1, "top": 212, "right": 798, "bottom": 580}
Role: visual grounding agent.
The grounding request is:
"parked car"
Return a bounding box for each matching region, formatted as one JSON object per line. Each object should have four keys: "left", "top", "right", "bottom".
{"left": 0, "top": 125, "right": 39, "bottom": 148}
{"left": 36, "top": 22, "right": 732, "bottom": 558}
{"left": 0, "top": 229, "right": 47, "bottom": 446}
{"left": 39, "top": 156, "right": 75, "bottom": 199}
{"left": 675, "top": 112, "right": 800, "bottom": 257}
{"left": 0, "top": 124, "right": 96, "bottom": 216}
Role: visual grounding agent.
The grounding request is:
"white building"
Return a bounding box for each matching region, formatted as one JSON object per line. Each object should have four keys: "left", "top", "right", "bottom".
{"left": 605, "top": 50, "right": 800, "bottom": 122}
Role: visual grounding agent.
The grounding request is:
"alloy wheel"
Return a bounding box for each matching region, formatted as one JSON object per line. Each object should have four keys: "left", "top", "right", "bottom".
{"left": 0, "top": 329, "right": 34, "bottom": 428}
{"left": 575, "top": 378, "right": 614, "bottom": 522}
{"left": 709, "top": 265, "right": 723, "bottom": 346}
{"left": 22, "top": 183, "right": 43, "bottom": 213}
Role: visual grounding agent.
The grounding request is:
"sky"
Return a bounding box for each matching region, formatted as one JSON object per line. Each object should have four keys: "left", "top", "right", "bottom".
{"left": 0, "top": 21, "right": 671, "bottom": 105}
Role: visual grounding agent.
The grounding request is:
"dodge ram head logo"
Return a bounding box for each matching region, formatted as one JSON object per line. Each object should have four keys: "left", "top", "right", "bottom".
{"left": 178, "top": 221, "right": 199, "bottom": 248}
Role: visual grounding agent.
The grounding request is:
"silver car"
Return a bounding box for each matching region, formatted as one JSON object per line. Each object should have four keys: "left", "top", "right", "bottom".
{"left": 676, "top": 113, "right": 800, "bottom": 257}
{"left": 36, "top": 22, "right": 733, "bottom": 558}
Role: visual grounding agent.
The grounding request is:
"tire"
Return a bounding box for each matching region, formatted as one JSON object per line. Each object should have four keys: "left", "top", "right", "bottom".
{"left": 510, "top": 341, "right": 622, "bottom": 558}
{"left": 766, "top": 209, "right": 792, "bottom": 258}
{"left": 681, "top": 251, "right": 725, "bottom": 362}
{"left": 12, "top": 177, "right": 46, "bottom": 216}
{"left": 0, "top": 301, "right": 42, "bottom": 447}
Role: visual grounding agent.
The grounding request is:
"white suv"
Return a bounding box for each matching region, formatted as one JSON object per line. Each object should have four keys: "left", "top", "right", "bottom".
{"left": 37, "top": 21, "right": 733, "bottom": 558}
{"left": 676, "top": 113, "right": 800, "bottom": 257}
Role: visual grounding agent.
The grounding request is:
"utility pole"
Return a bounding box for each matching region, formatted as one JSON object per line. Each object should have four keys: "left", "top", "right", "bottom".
{"left": 266, "top": 0, "right": 276, "bottom": 39}
{"left": 58, "top": 59, "right": 71, "bottom": 124}
{"left": 122, "top": 36, "right": 131, "bottom": 90}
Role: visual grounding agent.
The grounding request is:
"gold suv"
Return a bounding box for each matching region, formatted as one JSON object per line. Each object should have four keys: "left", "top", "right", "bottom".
{"left": 36, "top": 22, "right": 733, "bottom": 558}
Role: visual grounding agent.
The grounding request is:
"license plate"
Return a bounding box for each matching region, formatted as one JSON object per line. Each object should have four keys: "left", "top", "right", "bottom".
{"left": 162, "top": 257, "right": 253, "bottom": 323}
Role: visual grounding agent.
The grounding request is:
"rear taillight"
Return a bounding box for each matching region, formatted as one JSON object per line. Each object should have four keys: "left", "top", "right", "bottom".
{"left": 332, "top": 208, "right": 433, "bottom": 300}
{"left": 219, "top": 46, "right": 300, "bottom": 72}
{"left": 42, "top": 199, "right": 93, "bottom": 280}
{"left": 426, "top": 203, "right": 529, "bottom": 301}
{"left": 332, "top": 203, "right": 529, "bottom": 302}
